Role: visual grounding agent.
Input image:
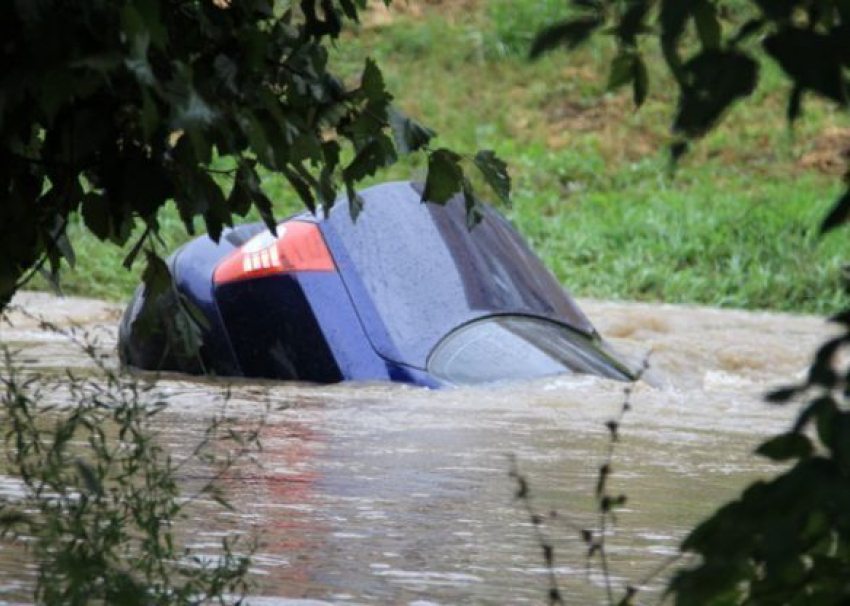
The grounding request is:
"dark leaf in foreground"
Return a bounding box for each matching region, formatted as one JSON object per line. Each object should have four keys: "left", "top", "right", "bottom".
{"left": 389, "top": 107, "right": 435, "bottom": 155}
{"left": 74, "top": 459, "right": 103, "bottom": 495}
{"left": 732, "top": 18, "right": 765, "bottom": 45}
{"left": 670, "top": 140, "right": 689, "bottom": 162}
{"left": 764, "top": 28, "right": 848, "bottom": 105}
{"left": 0, "top": 2, "right": 503, "bottom": 313}
{"left": 608, "top": 52, "right": 637, "bottom": 91}
{"left": 422, "top": 148, "right": 464, "bottom": 204}
{"left": 529, "top": 16, "right": 604, "bottom": 59}
{"left": 141, "top": 253, "right": 171, "bottom": 299}
{"left": 787, "top": 84, "right": 804, "bottom": 124}
{"left": 765, "top": 386, "right": 799, "bottom": 404}
{"left": 820, "top": 187, "right": 850, "bottom": 234}
{"left": 474, "top": 150, "right": 511, "bottom": 205}
{"left": 693, "top": 0, "right": 721, "bottom": 49}
{"left": 674, "top": 50, "right": 759, "bottom": 137}
{"left": 617, "top": 0, "right": 651, "bottom": 45}
{"left": 754, "top": 0, "right": 797, "bottom": 21}
{"left": 659, "top": 0, "right": 690, "bottom": 79}
{"left": 605, "top": 36, "right": 653, "bottom": 104}
{"left": 343, "top": 135, "right": 398, "bottom": 183}
{"left": 756, "top": 433, "right": 813, "bottom": 461}
{"left": 633, "top": 54, "right": 649, "bottom": 107}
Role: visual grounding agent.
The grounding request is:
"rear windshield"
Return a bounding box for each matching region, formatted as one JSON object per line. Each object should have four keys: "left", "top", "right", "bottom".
{"left": 427, "top": 316, "right": 633, "bottom": 386}
{"left": 324, "top": 183, "right": 595, "bottom": 368}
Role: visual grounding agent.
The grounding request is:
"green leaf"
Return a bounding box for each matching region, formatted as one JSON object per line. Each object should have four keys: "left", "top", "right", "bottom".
{"left": 105, "top": 572, "right": 149, "bottom": 606}
{"left": 765, "top": 386, "right": 800, "bottom": 404}
{"left": 240, "top": 110, "right": 275, "bottom": 168}
{"left": 815, "top": 396, "right": 840, "bottom": 449}
{"left": 35, "top": 70, "right": 77, "bottom": 124}
{"left": 361, "top": 57, "right": 388, "bottom": 101}
{"left": 342, "top": 135, "right": 397, "bottom": 183}
{"left": 693, "top": 0, "right": 721, "bottom": 50}
{"left": 608, "top": 51, "right": 649, "bottom": 107}
{"left": 227, "top": 170, "right": 253, "bottom": 217}
{"left": 0, "top": 508, "right": 31, "bottom": 531}
{"left": 345, "top": 181, "right": 364, "bottom": 221}
{"left": 198, "top": 175, "right": 229, "bottom": 243}
{"left": 756, "top": 433, "right": 813, "bottom": 461}
{"left": 122, "top": 154, "right": 174, "bottom": 219}
{"left": 608, "top": 52, "right": 636, "bottom": 91}
{"left": 214, "top": 54, "right": 239, "bottom": 94}
{"left": 422, "top": 148, "right": 463, "bottom": 204}
{"left": 14, "top": 0, "right": 51, "bottom": 25}
{"left": 787, "top": 84, "right": 804, "bottom": 124}
{"left": 211, "top": 492, "right": 235, "bottom": 512}
{"left": 529, "top": 16, "right": 604, "bottom": 59}
{"left": 731, "top": 19, "right": 766, "bottom": 45}
{"left": 754, "top": 0, "right": 797, "bottom": 21}
{"left": 462, "top": 178, "right": 483, "bottom": 228}
{"left": 70, "top": 52, "right": 123, "bottom": 74}
{"left": 181, "top": 293, "right": 211, "bottom": 331}
{"left": 81, "top": 193, "right": 112, "bottom": 241}
{"left": 617, "top": 0, "right": 652, "bottom": 45}
{"left": 51, "top": 225, "right": 75, "bottom": 269}
{"left": 290, "top": 131, "right": 323, "bottom": 164}
{"left": 141, "top": 252, "right": 171, "bottom": 299}
{"left": 338, "top": 0, "right": 360, "bottom": 21}
{"left": 140, "top": 89, "right": 159, "bottom": 141}
{"left": 231, "top": 160, "right": 276, "bottom": 231}
{"left": 283, "top": 166, "right": 317, "bottom": 213}
{"left": 389, "top": 107, "right": 434, "bottom": 155}
{"left": 820, "top": 187, "right": 850, "bottom": 234}
{"left": 252, "top": 189, "right": 277, "bottom": 234}
{"left": 318, "top": 140, "right": 341, "bottom": 206}
{"left": 122, "top": 222, "right": 153, "bottom": 270}
{"left": 172, "top": 293, "right": 204, "bottom": 363}
{"left": 473, "top": 150, "right": 511, "bottom": 205}
{"left": 135, "top": 0, "right": 167, "bottom": 50}
{"left": 830, "top": 412, "right": 850, "bottom": 471}
{"left": 75, "top": 459, "right": 103, "bottom": 495}
{"left": 121, "top": 4, "right": 155, "bottom": 87}
{"left": 633, "top": 53, "right": 649, "bottom": 107}
{"left": 764, "top": 29, "right": 848, "bottom": 105}
{"left": 659, "top": 0, "right": 690, "bottom": 45}
{"left": 175, "top": 89, "right": 217, "bottom": 129}
{"left": 674, "top": 50, "right": 759, "bottom": 137}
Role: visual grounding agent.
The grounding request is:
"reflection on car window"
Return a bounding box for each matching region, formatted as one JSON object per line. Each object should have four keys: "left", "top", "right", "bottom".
{"left": 427, "top": 316, "right": 632, "bottom": 386}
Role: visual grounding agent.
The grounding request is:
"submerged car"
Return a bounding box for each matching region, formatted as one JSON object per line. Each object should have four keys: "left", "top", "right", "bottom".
{"left": 119, "top": 181, "right": 634, "bottom": 387}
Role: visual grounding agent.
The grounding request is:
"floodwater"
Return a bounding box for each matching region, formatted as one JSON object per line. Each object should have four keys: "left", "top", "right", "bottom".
{"left": 0, "top": 292, "right": 834, "bottom": 604}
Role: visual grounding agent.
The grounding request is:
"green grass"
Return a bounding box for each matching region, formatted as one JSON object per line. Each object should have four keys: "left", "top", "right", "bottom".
{"left": 33, "top": 0, "right": 850, "bottom": 315}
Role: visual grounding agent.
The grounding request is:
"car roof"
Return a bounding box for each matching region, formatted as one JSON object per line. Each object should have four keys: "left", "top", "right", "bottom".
{"left": 319, "top": 181, "right": 596, "bottom": 369}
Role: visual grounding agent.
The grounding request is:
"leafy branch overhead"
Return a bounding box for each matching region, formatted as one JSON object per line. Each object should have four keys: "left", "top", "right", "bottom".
{"left": 530, "top": 0, "right": 850, "bottom": 233}
{"left": 0, "top": 0, "right": 509, "bottom": 311}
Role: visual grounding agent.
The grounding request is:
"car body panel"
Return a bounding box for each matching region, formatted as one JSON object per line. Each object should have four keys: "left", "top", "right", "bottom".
{"left": 118, "top": 181, "right": 631, "bottom": 387}
{"left": 321, "top": 182, "right": 597, "bottom": 370}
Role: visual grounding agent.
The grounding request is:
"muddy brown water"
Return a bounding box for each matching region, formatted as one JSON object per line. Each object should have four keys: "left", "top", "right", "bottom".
{"left": 0, "top": 292, "right": 834, "bottom": 604}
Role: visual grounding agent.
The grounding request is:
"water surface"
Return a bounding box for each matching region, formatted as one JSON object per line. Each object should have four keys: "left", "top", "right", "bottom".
{"left": 0, "top": 292, "right": 832, "bottom": 604}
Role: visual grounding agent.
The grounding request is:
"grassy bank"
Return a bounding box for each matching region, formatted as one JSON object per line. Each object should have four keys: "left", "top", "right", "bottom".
{"left": 35, "top": 0, "right": 849, "bottom": 315}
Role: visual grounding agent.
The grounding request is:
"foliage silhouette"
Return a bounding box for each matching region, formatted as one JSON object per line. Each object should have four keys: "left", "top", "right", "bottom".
{"left": 0, "top": 310, "right": 265, "bottom": 605}
{"left": 0, "top": 0, "right": 508, "bottom": 314}
{"left": 532, "top": 0, "right": 850, "bottom": 603}
{"left": 509, "top": 359, "right": 662, "bottom": 605}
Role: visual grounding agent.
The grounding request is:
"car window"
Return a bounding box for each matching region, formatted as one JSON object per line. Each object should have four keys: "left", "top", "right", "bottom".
{"left": 427, "top": 316, "right": 632, "bottom": 385}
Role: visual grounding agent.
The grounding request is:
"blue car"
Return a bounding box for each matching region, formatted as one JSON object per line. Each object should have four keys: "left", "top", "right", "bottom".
{"left": 119, "top": 181, "right": 634, "bottom": 387}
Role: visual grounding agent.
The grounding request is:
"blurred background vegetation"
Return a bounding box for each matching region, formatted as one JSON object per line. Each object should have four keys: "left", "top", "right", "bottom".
{"left": 40, "top": 0, "right": 849, "bottom": 315}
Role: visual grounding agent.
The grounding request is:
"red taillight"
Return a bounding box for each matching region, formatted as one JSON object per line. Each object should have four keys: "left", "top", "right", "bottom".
{"left": 213, "top": 221, "right": 336, "bottom": 285}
